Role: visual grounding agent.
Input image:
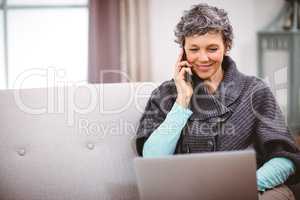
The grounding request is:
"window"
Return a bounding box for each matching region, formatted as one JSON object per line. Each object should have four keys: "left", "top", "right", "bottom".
{"left": 0, "top": 9, "right": 5, "bottom": 89}
{"left": 7, "top": 0, "right": 87, "bottom": 6}
{"left": 1, "top": 0, "right": 88, "bottom": 89}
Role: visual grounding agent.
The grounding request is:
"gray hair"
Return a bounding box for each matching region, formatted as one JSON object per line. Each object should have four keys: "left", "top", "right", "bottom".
{"left": 174, "top": 3, "right": 233, "bottom": 51}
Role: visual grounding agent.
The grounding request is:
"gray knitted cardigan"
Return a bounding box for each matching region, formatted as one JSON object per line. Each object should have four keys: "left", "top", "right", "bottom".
{"left": 136, "top": 56, "right": 300, "bottom": 185}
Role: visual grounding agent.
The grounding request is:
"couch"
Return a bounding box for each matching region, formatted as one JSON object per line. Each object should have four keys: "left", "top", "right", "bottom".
{"left": 0, "top": 82, "right": 299, "bottom": 200}
{"left": 0, "top": 82, "right": 157, "bottom": 200}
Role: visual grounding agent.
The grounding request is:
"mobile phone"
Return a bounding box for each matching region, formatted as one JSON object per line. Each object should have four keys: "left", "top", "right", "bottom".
{"left": 181, "top": 48, "right": 193, "bottom": 83}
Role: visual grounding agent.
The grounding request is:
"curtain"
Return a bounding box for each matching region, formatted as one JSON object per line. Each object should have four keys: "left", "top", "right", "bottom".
{"left": 120, "top": 0, "right": 151, "bottom": 82}
{"left": 88, "top": 0, "right": 151, "bottom": 83}
{"left": 88, "top": 0, "right": 121, "bottom": 83}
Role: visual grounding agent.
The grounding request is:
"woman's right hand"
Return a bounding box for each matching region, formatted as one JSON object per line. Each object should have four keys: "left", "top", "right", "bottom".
{"left": 174, "top": 49, "right": 193, "bottom": 108}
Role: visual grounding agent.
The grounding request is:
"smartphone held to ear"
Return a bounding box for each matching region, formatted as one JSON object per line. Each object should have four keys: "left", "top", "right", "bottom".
{"left": 181, "top": 49, "right": 193, "bottom": 84}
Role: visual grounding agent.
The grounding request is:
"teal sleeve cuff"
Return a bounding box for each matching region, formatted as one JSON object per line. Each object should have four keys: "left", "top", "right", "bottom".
{"left": 142, "top": 102, "right": 193, "bottom": 157}
{"left": 256, "top": 157, "right": 296, "bottom": 192}
{"left": 169, "top": 102, "right": 193, "bottom": 118}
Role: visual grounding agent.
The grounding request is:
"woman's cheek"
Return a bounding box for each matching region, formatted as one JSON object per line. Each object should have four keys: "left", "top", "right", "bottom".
{"left": 209, "top": 52, "right": 224, "bottom": 61}
{"left": 187, "top": 56, "right": 195, "bottom": 63}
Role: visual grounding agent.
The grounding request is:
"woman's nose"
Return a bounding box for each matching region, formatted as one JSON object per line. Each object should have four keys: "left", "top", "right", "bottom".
{"left": 197, "top": 53, "right": 209, "bottom": 62}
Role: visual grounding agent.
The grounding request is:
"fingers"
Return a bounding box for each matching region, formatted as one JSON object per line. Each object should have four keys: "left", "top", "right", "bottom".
{"left": 174, "top": 48, "right": 184, "bottom": 74}
{"left": 185, "top": 67, "right": 192, "bottom": 75}
{"left": 177, "top": 65, "right": 192, "bottom": 80}
{"left": 174, "top": 48, "right": 192, "bottom": 78}
{"left": 178, "top": 61, "right": 192, "bottom": 68}
{"left": 176, "top": 48, "right": 184, "bottom": 64}
{"left": 175, "top": 61, "right": 192, "bottom": 76}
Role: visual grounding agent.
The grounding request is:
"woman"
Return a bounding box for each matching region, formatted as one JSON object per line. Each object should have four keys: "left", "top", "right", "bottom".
{"left": 135, "top": 3, "right": 300, "bottom": 200}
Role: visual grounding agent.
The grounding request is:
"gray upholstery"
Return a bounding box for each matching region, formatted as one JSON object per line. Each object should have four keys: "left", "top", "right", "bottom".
{"left": 0, "top": 82, "right": 157, "bottom": 200}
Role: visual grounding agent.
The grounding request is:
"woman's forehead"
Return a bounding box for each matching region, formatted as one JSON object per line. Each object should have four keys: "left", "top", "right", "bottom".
{"left": 185, "top": 32, "right": 224, "bottom": 46}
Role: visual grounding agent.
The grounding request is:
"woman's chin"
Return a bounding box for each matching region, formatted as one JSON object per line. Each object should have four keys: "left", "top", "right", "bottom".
{"left": 194, "top": 71, "right": 213, "bottom": 80}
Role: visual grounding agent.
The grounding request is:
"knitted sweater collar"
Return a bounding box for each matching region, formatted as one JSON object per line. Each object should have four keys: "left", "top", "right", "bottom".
{"left": 190, "top": 56, "right": 245, "bottom": 121}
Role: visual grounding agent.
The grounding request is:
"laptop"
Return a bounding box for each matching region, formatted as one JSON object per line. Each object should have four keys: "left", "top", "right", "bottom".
{"left": 134, "top": 150, "right": 258, "bottom": 200}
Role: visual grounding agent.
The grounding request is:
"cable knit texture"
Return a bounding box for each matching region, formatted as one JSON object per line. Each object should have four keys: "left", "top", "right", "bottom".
{"left": 136, "top": 56, "right": 300, "bottom": 185}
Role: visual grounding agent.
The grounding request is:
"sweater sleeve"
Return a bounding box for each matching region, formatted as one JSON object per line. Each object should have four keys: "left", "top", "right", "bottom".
{"left": 257, "top": 157, "right": 296, "bottom": 192}
{"left": 143, "top": 102, "right": 193, "bottom": 157}
{"left": 252, "top": 80, "right": 300, "bottom": 184}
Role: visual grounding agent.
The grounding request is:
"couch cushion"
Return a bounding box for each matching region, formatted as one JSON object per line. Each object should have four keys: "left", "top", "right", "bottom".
{"left": 0, "top": 82, "right": 157, "bottom": 200}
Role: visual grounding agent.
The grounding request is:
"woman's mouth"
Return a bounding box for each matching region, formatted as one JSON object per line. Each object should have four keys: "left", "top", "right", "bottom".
{"left": 194, "top": 63, "right": 214, "bottom": 71}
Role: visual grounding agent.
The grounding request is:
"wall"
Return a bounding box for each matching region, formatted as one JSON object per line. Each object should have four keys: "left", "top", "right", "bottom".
{"left": 148, "top": 0, "right": 284, "bottom": 82}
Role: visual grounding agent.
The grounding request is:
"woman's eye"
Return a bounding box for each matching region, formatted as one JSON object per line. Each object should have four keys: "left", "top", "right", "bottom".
{"left": 208, "top": 48, "right": 218, "bottom": 52}
{"left": 189, "top": 49, "right": 198, "bottom": 52}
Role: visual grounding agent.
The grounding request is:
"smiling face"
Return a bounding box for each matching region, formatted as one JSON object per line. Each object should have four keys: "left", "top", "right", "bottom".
{"left": 184, "top": 31, "right": 226, "bottom": 83}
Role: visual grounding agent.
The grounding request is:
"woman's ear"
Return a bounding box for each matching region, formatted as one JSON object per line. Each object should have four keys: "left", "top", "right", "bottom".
{"left": 224, "top": 45, "right": 230, "bottom": 56}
